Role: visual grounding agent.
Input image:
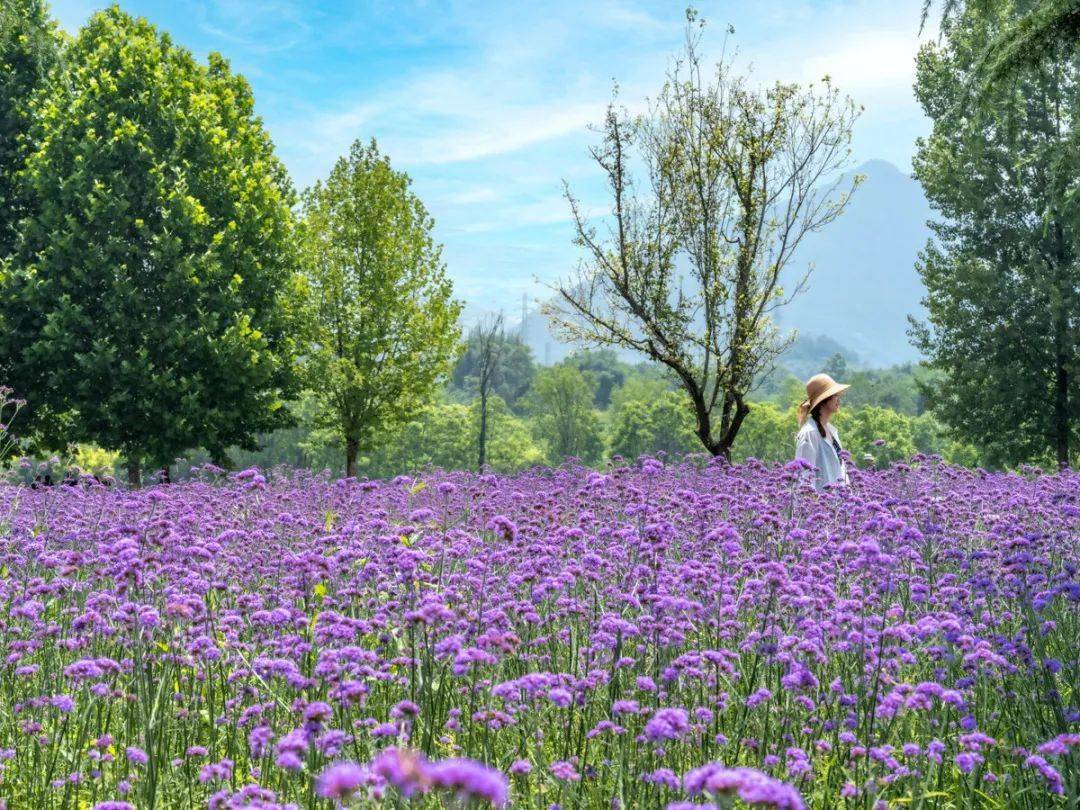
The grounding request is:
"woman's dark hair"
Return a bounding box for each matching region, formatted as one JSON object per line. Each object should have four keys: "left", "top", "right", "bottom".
{"left": 810, "top": 397, "right": 833, "bottom": 438}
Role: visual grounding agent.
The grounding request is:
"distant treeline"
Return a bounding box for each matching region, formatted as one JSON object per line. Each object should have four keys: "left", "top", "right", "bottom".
{"left": 169, "top": 343, "right": 984, "bottom": 480}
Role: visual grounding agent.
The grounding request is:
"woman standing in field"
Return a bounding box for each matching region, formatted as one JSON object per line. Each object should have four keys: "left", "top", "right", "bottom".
{"left": 795, "top": 373, "right": 850, "bottom": 490}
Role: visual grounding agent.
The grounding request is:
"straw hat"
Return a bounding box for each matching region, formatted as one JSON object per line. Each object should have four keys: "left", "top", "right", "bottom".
{"left": 797, "top": 373, "right": 850, "bottom": 425}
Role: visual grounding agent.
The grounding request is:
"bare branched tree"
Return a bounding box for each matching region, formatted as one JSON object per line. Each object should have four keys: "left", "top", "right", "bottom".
{"left": 544, "top": 13, "right": 862, "bottom": 458}
{"left": 473, "top": 313, "right": 504, "bottom": 471}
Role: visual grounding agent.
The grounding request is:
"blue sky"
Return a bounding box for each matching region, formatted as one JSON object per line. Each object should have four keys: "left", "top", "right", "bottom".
{"left": 49, "top": 0, "right": 936, "bottom": 323}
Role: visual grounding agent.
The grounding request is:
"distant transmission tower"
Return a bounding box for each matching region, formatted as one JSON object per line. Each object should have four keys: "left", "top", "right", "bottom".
{"left": 520, "top": 293, "right": 527, "bottom": 341}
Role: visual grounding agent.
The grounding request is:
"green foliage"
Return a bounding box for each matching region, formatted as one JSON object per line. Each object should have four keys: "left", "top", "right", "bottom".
{"left": 468, "top": 397, "right": 544, "bottom": 473}
{"left": 729, "top": 400, "right": 982, "bottom": 469}
{"left": 525, "top": 364, "right": 604, "bottom": 465}
{"left": 229, "top": 391, "right": 343, "bottom": 476}
{"left": 0, "top": 0, "right": 62, "bottom": 259}
{"left": 941, "top": 436, "right": 983, "bottom": 467}
{"left": 928, "top": 0, "right": 1080, "bottom": 83}
{"left": 299, "top": 138, "right": 462, "bottom": 477}
{"left": 450, "top": 331, "right": 535, "bottom": 412}
{"left": 609, "top": 376, "right": 671, "bottom": 414}
{"left": 608, "top": 388, "right": 697, "bottom": 461}
{"left": 563, "top": 349, "right": 628, "bottom": 409}
{"left": 71, "top": 443, "right": 120, "bottom": 476}
{"left": 838, "top": 364, "right": 937, "bottom": 416}
{"left": 361, "top": 396, "right": 542, "bottom": 478}
{"left": 0, "top": 385, "right": 25, "bottom": 463}
{"left": 759, "top": 361, "right": 940, "bottom": 418}
{"left": 822, "top": 352, "right": 849, "bottom": 381}
{"left": 910, "top": 411, "right": 944, "bottom": 456}
{"left": 730, "top": 401, "right": 795, "bottom": 464}
{"left": 912, "top": 3, "right": 1080, "bottom": 468}
{"left": 835, "top": 406, "right": 918, "bottom": 468}
{"left": 759, "top": 373, "right": 810, "bottom": 412}
{"left": 199, "top": 385, "right": 987, "bottom": 477}
{"left": 907, "top": 411, "right": 980, "bottom": 466}
{"left": 980, "top": 0, "right": 1080, "bottom": 81}
{"left": 0, "top": 6, "right": 300, "bottom": 481}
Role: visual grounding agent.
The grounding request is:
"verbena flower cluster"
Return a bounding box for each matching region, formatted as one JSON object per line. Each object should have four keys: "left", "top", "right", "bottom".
{"left": 0, "top": 457, "right": 1076, "bottom": 808}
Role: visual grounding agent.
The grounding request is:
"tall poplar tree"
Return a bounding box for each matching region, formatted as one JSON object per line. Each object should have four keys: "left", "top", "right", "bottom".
{"left": 911, "top": 1, "right": 1080, "bottom": 468}
{"left": 0, "top": 7, "right": 301, "bottom": 482}
{"left": 0, "top": 0, "right": 62, "bottom": 259}
{"left": 299, "top": 138, "right": 461, "bottom": 478}
{"left": 923, "top": 0, "right": 1080, "bottom": 81}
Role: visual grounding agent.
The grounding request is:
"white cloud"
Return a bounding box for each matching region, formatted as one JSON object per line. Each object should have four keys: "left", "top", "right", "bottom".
{"left": 408, "top": 102, "right": 605, "bottom": 166}
{"left": 290, "top": 62, "right": 609, "bottom": 172}
{"left": 277, "top": 1, "right": 673, "bottom": 179}
{"left": 593, "top": 0, "right": 679, "bottom": 32}
{"left": 441, "top": 186, "right": 502, "bottom": 206}
{"left": 799, "top": 29, "right": 919, "bottom": 93}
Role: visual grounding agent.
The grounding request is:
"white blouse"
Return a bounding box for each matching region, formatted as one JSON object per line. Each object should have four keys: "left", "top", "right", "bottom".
{"left": 794, "top": 420, "right": 849, "bottom": 491}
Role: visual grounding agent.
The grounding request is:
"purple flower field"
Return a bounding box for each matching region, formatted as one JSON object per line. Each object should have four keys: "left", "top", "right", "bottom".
{"left": 0, "top": 458, "right": 1077, "bottom": 809}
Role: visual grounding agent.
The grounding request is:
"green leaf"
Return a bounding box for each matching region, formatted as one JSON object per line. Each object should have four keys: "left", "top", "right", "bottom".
{"left": 0, "top": 5, "right": 301, "bottom": 465}
{"left": 297, "top": 138, "right": 463, "bottom": 476}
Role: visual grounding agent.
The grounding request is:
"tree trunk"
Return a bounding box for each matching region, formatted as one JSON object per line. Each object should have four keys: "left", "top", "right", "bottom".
{"left": 1055, "top": 340, "right": 1069, "bottom": 470}
{"left": 346, "top": 437, "right": 359, "bottom": 479}
{"left": 478, "top": 392, "right": 488, "bottom": 472}
{"left": 719, "top": 397, "right": 751, "bottom": 460}
{"left": 1052, "top": 219, "right": 1071, "bottom": 470}
{"left": 126, "top": 457, "right": 142, "bottom": 488}
{"left": 690, "top": 389, "right": 722, "bottom": 456}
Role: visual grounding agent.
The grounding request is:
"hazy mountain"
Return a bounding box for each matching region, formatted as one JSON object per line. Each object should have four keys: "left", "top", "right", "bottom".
{"left": 774, "top": 159, "right": 932, "bottom": 367}
{"left": 503, "top": 159, "right": 933, "bottom": 371}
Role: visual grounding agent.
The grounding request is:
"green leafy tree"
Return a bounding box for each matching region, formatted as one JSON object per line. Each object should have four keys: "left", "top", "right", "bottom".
{"left": 361, "top": 402, "right": 473, "bottom": 477}
{"left": 300, "top": 138, "right": 462, "bottom": 478}
{"left": 822, "top": 352, "right": 849, "bottom": 381}
{"left": 546, "top": 13, "right": 861, "bottom": 458}
{"left": 770, "top": 374, "right": 811, "bottom": 411}
{"left": 608, "top": 398, "right": 655, "bottom": 460}
{"left": 472, "top": 397, "right": 545, "bottom": 472}
{"left": 609, "top": 376, "right": 670, "bottom": 413}
{"left": 910, "top": 411, "right": 946, "bottom": 456}
{"left": 608, "top": 383, "right": 697, "bottom": 460}
{"left": 361, "top": 396, "right": 543, "bottom": 478}
{"left": 911, "top": 3, "right": 1080, "bottom": 468}
{"left": 0, "top": 0, "right": 62, "bottom": 259}
{"left": 229, "top": 390, "right": 343, "bottom": 476}
{"left": 730, "top": 401, "right": 795, "bottom": 463}
{"left": 0, "top": 7, "right": 300, "bottom": 483}
{"left": 839, "top": 365, "right": 927, "bottom": 416}
{"left": 941, "top": 437, "right": 983, "bottom": 467}
{"left": 924, "top": 0, "right": 1080, "bottom": 82}
{"left": 835, "top": 406, "right": 918, "bottom": 468}
{"left": 909, "top": 410, "right": 984, "bottom": 466}
{"left": 451, "top": 329, "right": 536, "bottom": 412}
{"left": 646, "top": 391, "right": 699, "bottom": 457}
{"left": 526, "top": 364, "right": 604, "bottom": 465}
{"left": 564, "top": 349, "right": 628, "bottom": 408}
